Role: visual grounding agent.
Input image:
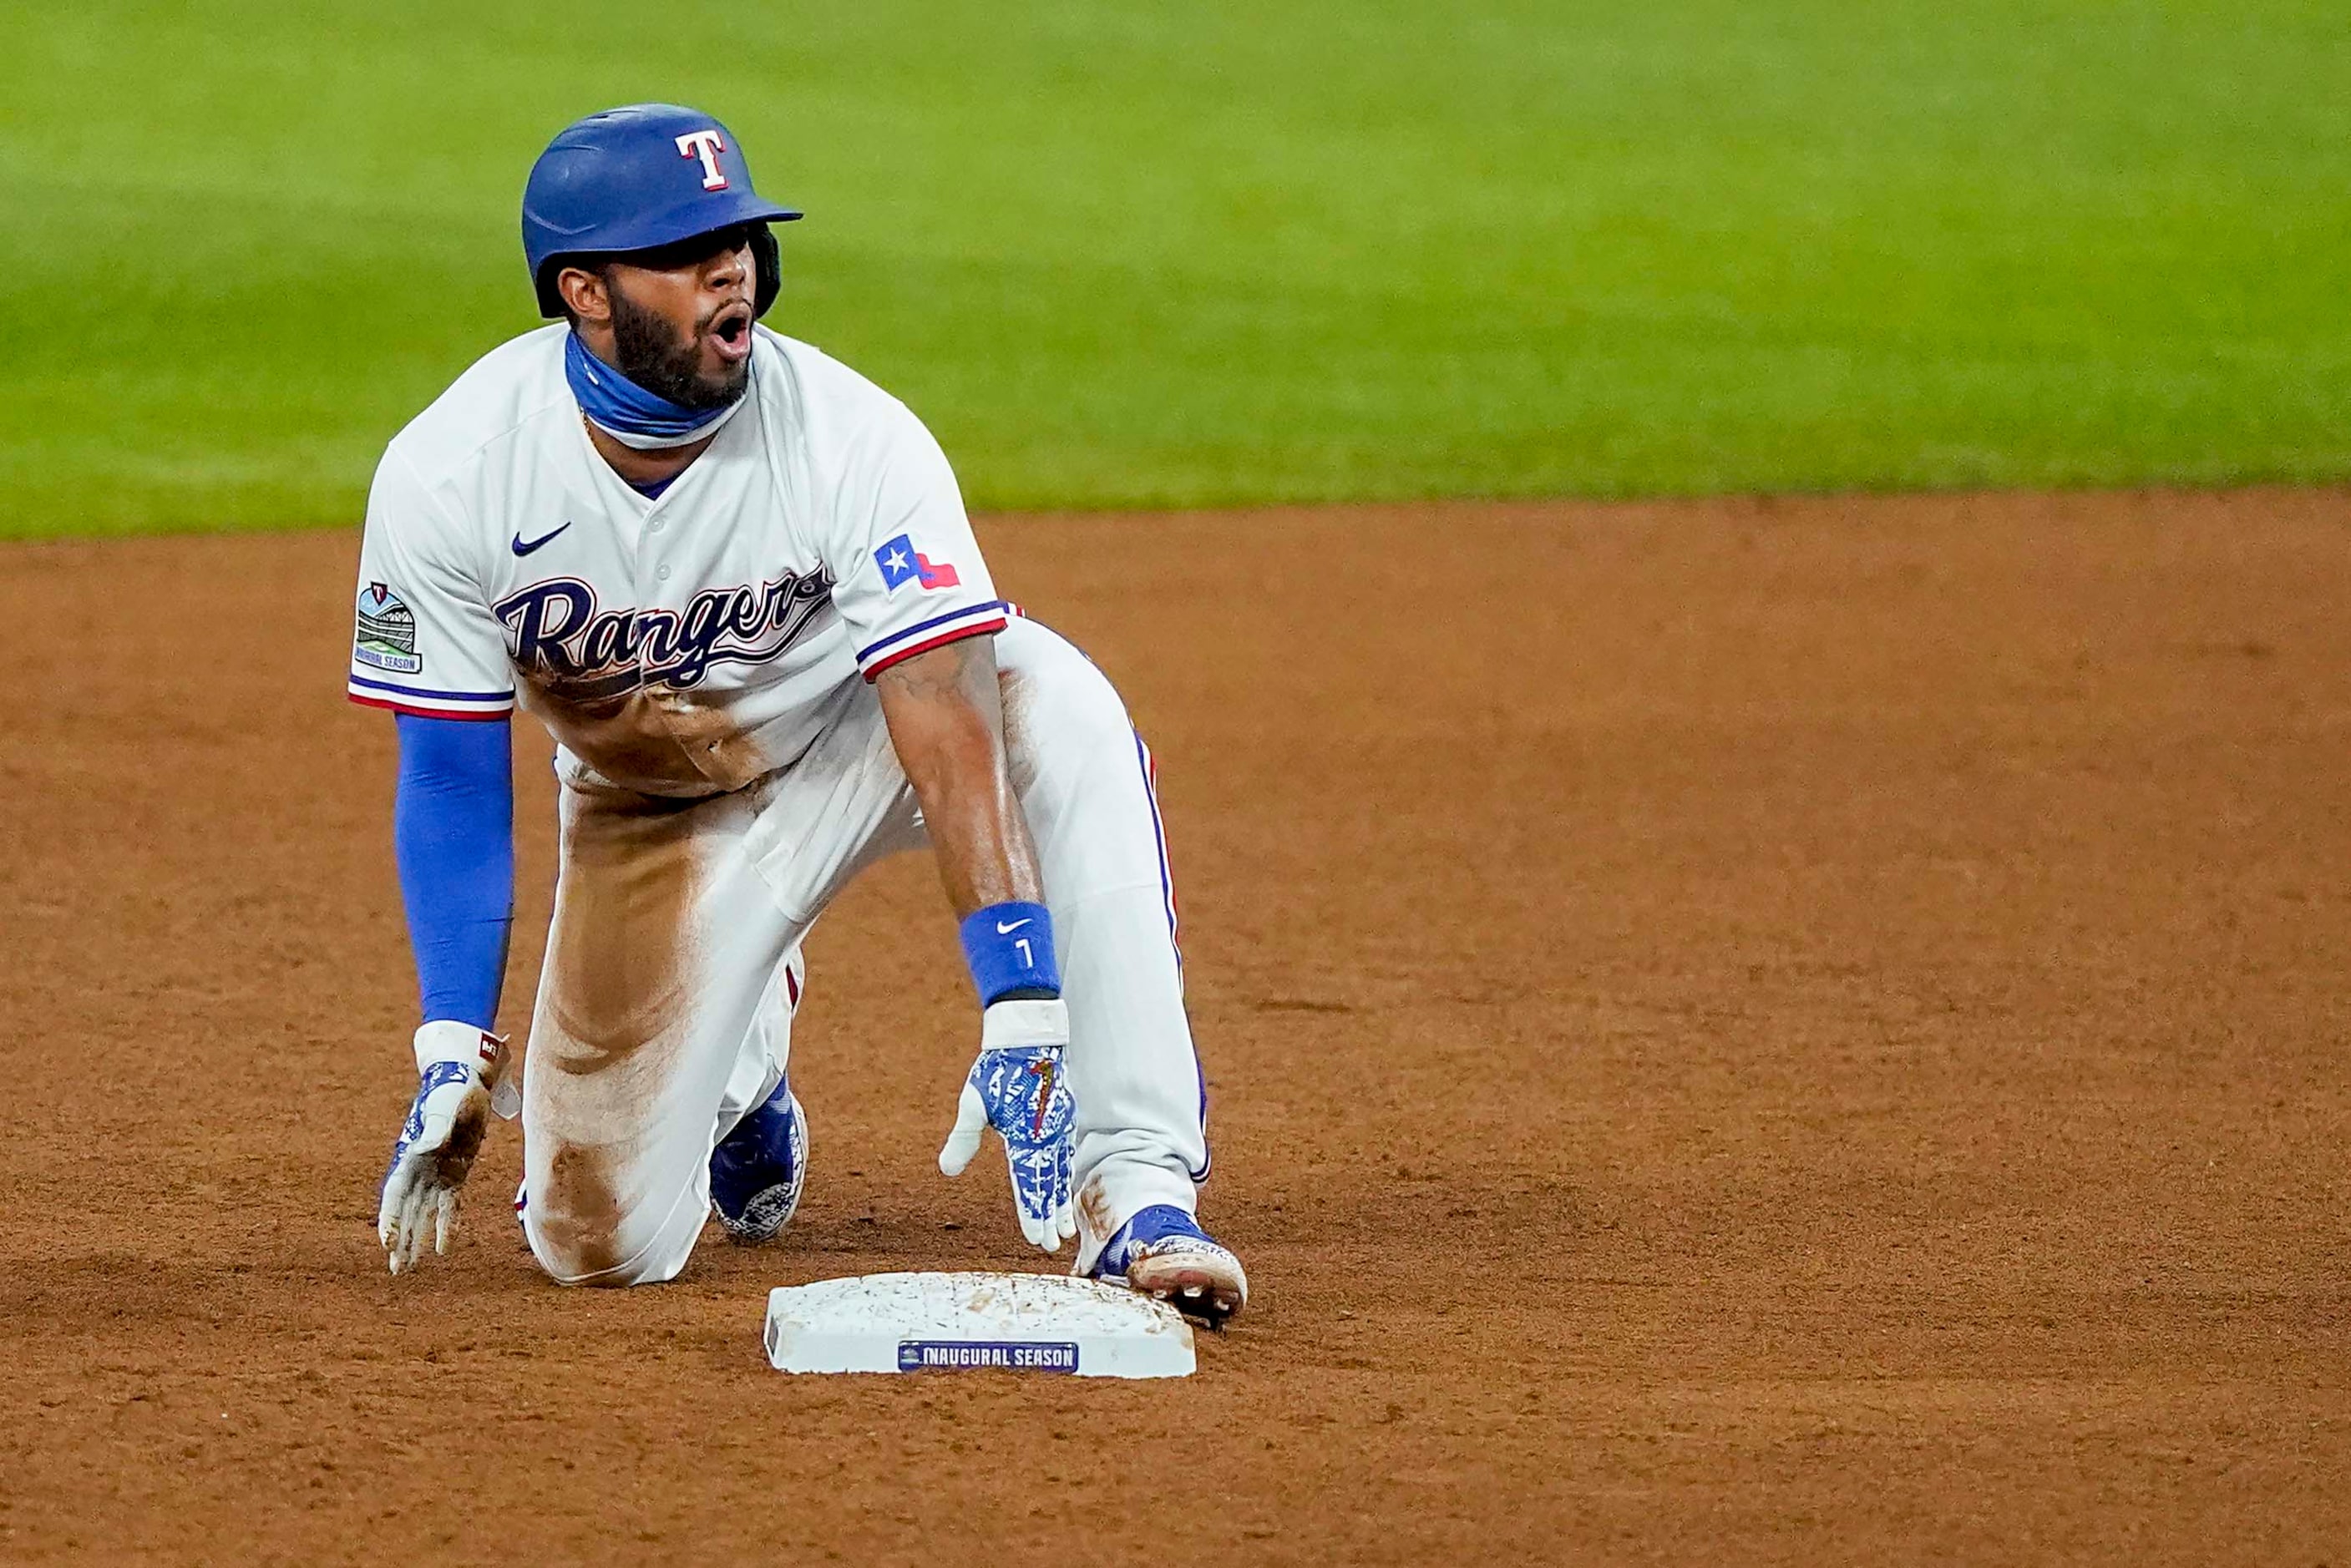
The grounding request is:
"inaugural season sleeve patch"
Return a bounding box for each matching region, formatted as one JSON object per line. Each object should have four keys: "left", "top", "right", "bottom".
{"left": 355, "top": 581, "right": 423, "bottom": 675}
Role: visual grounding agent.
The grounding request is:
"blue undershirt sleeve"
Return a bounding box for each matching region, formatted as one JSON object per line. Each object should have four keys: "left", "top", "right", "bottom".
{"left": 393, "top": 713, "right": 515, "bottom": 1030}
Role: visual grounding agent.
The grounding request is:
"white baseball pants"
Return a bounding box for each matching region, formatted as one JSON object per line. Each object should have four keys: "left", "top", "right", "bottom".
{"left": 517, "top": 617, "right": 1208, "bottom": 1286}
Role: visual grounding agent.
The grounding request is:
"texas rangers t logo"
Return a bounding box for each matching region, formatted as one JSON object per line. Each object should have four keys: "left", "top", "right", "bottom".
{"left": 874, "top": 533, "right": 962, "bottom": 595}
{"left": 675, "top": 129, "right": 728, "bottom": 190}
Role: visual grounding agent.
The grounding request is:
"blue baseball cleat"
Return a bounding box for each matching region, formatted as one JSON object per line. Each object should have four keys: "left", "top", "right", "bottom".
{"left": 708, "top": 1078, "right": 809, "bottom": 1245}
{"left": 1088, "top": 1204, "right": 1248, "bottom": 1326}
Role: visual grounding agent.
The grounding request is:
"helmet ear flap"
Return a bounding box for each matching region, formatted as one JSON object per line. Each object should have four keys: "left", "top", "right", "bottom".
{"left": 750, "top": 224, "right": 782, "bottom": 319}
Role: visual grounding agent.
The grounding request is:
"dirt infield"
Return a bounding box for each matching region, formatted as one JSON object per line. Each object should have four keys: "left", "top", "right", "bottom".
{"left": 3, "top": 489, "right": 2348, "bottom": 1564}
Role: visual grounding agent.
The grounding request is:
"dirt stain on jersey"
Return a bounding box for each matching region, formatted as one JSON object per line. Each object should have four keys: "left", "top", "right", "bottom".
{"left": 542, "top": 781, "right": 706, "bottom": 1065}
{"left": 527, "top": 777, "right": 712, "bottom": 1277}
{"left": 651, "top": 688, "right": 776, "bottom": 792}
{"left": 1076, "top": 1173, "right": 1119, "bottom": 1256}
{"left": 531, "top": 1138, "right": 636, "bottom": 1280}
{"left": 524, "top": 680, "right": 766, "bottom": 797}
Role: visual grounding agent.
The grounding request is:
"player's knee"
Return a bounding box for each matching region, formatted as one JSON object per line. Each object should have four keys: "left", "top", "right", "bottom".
{"left": 528, "top": 1227, "right": 687, "bottom": 1287}
{"left": 1002, "top": 647, "right": 1134, "bottom": 773}
{"left": 522, "top": 1148, "right": 698, "bottom": 1287}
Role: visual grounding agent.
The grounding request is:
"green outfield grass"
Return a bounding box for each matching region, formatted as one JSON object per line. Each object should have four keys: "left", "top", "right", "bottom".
{"left": 0, "top": 2, "right": 2344, "bottom": 535}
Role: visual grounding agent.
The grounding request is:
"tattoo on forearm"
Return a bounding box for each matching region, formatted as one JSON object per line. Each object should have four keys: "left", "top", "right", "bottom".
{"left": 875, "top": 636, "right": 1042, "bottom": 915}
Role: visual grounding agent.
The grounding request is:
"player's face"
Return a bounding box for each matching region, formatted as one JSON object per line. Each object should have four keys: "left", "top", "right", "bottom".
{"left": 596, "top": 225, "right": 761, "bottom": 410}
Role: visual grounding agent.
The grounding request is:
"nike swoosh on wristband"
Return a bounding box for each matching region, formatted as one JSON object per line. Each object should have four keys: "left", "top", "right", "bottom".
{"left": 511, "top": 522, "right": 573, "bottom": 556}
{"left": 996, "top": 918, "right": 1033, "bottom": 934}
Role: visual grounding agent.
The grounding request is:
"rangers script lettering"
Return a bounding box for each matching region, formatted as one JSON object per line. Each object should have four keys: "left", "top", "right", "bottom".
{"left": 496, "top": 567, "right": 836, "bottom": 689}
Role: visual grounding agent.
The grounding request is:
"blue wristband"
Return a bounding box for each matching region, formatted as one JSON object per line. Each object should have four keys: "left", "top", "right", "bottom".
{"left": 959, "top": 901, "right": 1061, "bottom": 1005}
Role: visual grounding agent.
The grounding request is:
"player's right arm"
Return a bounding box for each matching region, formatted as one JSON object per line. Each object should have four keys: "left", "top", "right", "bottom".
{"left": 347, "top": 448, "right": 522, "bottom": 1273}
{"left": 373, "top": 711, "right": 518, "bottom": 1272}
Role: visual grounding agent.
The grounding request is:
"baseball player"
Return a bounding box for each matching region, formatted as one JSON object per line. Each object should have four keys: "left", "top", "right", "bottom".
{"left": 350, "top": 104, "right": 1245, "bottom": 1323}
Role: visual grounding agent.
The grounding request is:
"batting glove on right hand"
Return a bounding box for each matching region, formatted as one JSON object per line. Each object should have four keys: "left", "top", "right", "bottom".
{"left": 377, "top": 1021, "right": 519, "bottom": 1275}
{"left": 937, "top": 999, "right": 1078, "bottom": 1252}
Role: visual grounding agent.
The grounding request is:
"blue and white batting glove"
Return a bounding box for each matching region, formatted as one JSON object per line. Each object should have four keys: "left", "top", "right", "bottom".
{"left": 377, "top": 1021, "right": 519, "bottom": 1276}
{"left": 937, "top": 999, "right": 1077, "bottom": 1252}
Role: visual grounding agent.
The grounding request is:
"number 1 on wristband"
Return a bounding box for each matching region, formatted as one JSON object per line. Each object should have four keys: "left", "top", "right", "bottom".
{"left": 959, "top": 900, "right": 1061, "bottom": 1004}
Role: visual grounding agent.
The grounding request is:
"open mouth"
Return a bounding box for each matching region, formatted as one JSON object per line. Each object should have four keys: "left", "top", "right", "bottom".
{"left": 709, "top": 305, "right": 754, "bottom": 364}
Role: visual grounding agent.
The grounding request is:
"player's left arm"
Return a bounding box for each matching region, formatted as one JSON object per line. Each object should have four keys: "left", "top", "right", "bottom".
{"left": 874, "top": 634, "right": 1040, "bottom": 914}
{"left": 874, "top": 634, "right": 1077, "bottom": 1252}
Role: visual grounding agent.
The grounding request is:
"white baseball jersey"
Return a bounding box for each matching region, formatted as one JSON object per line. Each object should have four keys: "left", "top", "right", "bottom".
{"left": 347, "top": 323, "right": 1008, "bottom": 796}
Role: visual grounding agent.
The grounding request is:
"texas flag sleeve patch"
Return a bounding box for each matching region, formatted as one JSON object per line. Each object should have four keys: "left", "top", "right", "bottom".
{"left": 874, "top": 533, "right": 962, "bottom": 595}
{"left": 849, "top": 523, "right": 1006, "bottom": 681}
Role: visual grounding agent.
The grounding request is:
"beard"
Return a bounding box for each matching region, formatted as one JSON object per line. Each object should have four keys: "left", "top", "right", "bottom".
{"left": 607, "top": 283, "right": 748, "bottom": 411}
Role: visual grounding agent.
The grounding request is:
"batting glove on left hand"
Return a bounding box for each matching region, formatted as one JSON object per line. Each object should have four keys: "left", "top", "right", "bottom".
{"left": 377, "top": 1021, "right": 519, "bottom": 1275}
{"left": 937, "top": 999, "right": 1077, "bottom": 1252}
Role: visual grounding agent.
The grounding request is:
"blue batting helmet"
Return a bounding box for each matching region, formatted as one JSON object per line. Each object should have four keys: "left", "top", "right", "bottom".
{"left": 522, "top": 104, "right": 802, "bottom": 319}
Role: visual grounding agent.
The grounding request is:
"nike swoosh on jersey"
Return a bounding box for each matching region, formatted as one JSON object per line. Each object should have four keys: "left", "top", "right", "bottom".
{"left": 511, "top": 522, "right": 573, "bottom": 556}
{"left": 996, "top": 918, "right": 1034, "bottom": 934}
